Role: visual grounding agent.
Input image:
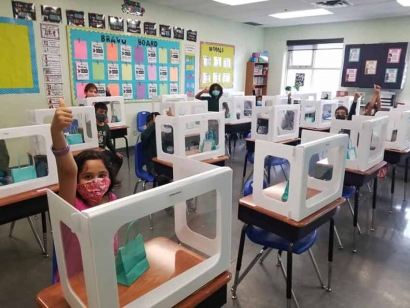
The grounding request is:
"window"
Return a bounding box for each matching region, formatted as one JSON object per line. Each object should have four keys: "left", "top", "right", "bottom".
{"left": 285, "top": 39, "right": 344, "bottom": 94}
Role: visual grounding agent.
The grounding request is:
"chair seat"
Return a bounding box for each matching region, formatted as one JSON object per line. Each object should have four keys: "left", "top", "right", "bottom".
{"left": 342, "top": 186, "right": 355, "bottom": 199}
{"left": 246, "top": 226, "right": 317, "bottom": 254}
{"left": 268, "top": 157, "right": 287, "bottom": 166}
{"left": 247, "top": 151, "right": 254, "bottom": 164}
{"left": 137, "top": 170, "right": 155, "bottom": 182}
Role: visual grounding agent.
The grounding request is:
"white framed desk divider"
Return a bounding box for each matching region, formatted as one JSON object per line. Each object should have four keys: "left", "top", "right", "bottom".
{"left": 48, "top": 155, "right": 232, "bottom": 308}
{"left": 262, "top": 95, "right": 292, "bottom": 107}
{"left": 223, "top": 91, "right": 244, "bottom": 97}
{"left": 219, "top": 96, "right": 255, "bottom": 124}
{"left": 76, "top": 96, "right": 126, "bottom": 128}
{"left": 375, "top": 109, "right": 410, "bottom": 150}
{"left": 152, "top": 94, "right": 189, "bottom": 113}
{"left": 28, "top": 107, "right": 98, "bottom": 152}
{"left": 155, "top": 112, "right": 225, "bottom": 162}
{"left": 159, "top": 101, "right": 208, "bottom": 117}
{"left": 251, "top": 104, "right": 300, "bottom": 142}
{"left": 0, "top": 124, "right": 58, "bottom": 198}
{"left": 253, "top": 132, "right": 348, "bottom": 222}
{"left": 300, "top": 100, "right": 338, "bottom": 128}
{"left": 330, "top": 115, "right": 388, "bottom": 172}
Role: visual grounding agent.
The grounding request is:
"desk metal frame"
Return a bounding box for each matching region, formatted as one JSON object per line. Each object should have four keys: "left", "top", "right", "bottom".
{"left": 225, "top": 122, "right": 251, "bottom": 158}
{"left": 110, "top": 125, "right": 130, "bottom": 173}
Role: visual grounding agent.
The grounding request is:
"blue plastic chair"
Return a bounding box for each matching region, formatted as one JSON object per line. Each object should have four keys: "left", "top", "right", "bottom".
{"left": 241, "top": 133, "right": 255, "bottom": 192}
{"left": 136, "top": 111, "right": 151, "bottom": 142}
{"left": 343, "top": 186, "right": 361, "bottom": 234}
{"left": 232, "top": 179, "right": 326, "bottom": 306}
{"left": 133, "top": 142, "right": 155, "bottom": 229}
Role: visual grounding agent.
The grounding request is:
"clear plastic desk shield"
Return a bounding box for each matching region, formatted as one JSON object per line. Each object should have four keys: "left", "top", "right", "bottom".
{"left": 300, "top": 100, "right": 338, "bottom": 128}
{"left": 376, "top": 109, "right": 410, "bottom": 150}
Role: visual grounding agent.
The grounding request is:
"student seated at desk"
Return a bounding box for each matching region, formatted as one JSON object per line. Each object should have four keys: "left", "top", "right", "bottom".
{"left": 335, "top": 91, "right": 361, "bottom": 120}
{"left": 51, "top": 99, "right": 118, "bottom": 280}
{"left": 95, "top": 102, "right": 123, "bottom": 185}
{"left": 256, "top": 95, "right": 262, "bottom": 106}
{"left": 364, "top": 85, "right": 381, "bottom": 116}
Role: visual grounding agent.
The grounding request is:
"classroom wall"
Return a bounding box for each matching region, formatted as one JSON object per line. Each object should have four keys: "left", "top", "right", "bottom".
{"left": 0, "top": 0, "right": 264, "bottom": 155}
{"left": 263, "top": 16, "right": 410, "bottom": 101}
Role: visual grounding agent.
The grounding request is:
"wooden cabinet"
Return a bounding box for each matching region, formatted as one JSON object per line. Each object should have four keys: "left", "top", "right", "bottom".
{"left": 245, "top": 61, "right": 269, "bottom": 96}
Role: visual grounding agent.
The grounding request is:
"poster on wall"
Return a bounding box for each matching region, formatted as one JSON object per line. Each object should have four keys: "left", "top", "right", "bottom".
{"left": 345, "top": 69, "right": 357, "bottom": 82}
{"left": 41, "top": 6, "right": 62, "bottom": 23}
{"left": 349, "top": 48, "right": 360, "bottom": 62}
{"left": 365, "top": 60, "right": 377, "bottom": 75}
{"left": 66, "top": 10, "right": 85, "bottom": 26}
{"left": 387, "top": 48, "right": 402, "bottom": 64}
{"left": 385, "top": 68, "right": 398, "bottom": 83}
{"left": 89, "top": 13, "right": 105, "bottom": 29}
{"left": 40, "top": 23, "right": 60, "bottom": 39}
{"left": 127, "top": 19, "right": 141, "bottom": 33}
{"left": 200, "top": 41, "right": 235, "bottom": 88}
{"left": 144, "top": 22, "right": 157, "bottom": 36}
{"left": 121, "top": 0, "right": 145, "bottom": 16}
{"left": 185, "top": 45, "right": 196, "bottom": 98}
{"left": 187, "top": 29, "right": 197, "bottom": 42}
{"left": 109, "top": 16, "right": 124, "bottom": 31}
{"left": 173, "top": 27, "right": 184, "bottom": 40}
{"left": 295, "top": 73, "right": 305, "bottom": 87}
{"left": 12, "top": 1, "right": 36, "bottom": 20}
{"left": 160, "top": 25, "right": 171, "bottom": 38}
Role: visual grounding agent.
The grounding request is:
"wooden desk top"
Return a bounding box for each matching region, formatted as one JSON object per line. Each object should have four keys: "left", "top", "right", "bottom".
{"left": 153, "top": 155, "right": 229, "bottom": 168}
{"left": 345, "top": 161, "right": 387, "bottom": 175}
{"left": 0, "top": 184, "right": 59, "bottom": 208}
{"left": 36, "top": 237, "right": 231, "bottom": 308}
{"left": 239, "top": 183, "right": 345, "bottom": 228}
{"left": 110, "top": 125, "right": 129, "bottom": 130}
{"left": 385, "top": 147, "right": 410, "bottom": 154}
{"left": 299, "top": 126, "right": 330, "bottom": 131}
{"left": 246, "top": 137, "right": 301, "bottom": 145}
{"left": 225, "top": 121, "right": 251, "bottom": 126}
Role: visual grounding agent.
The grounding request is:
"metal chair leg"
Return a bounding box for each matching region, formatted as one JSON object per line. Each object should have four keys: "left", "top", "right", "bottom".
{"left": 27, "top": 217, "right": 46, "bottom": 254}
{"left": 367, "top": 183, "right": 372, "bottom": 192}
{"left": 9, "top": 221, "right": 15, "bottom": 237}
{"left": 259, "top": 247, "right": 272, "bottom": 264}
{"left": 47, "top": 211, "right": 52, "bottom": 233}
{"left": 241, "top": 170, "right": 254, "bottom": 195}
{"left": 280, "top": 164, "right": 288, "bottom": 181}
{"left": 142, "top": 181, "right": 146, "bottom": 190}
{"left": 133, "top": 180, "right": 142, "bottom": 194}
{"left": 334, "top": 225, "right": 343, "bottom": 250}
{"left": 347, "top": 199, "right": 362, "bottom": 234}
{"left": 278, "top": 252, "right": 300, "bottom": 308}
{"left": 149, "top": 214, "right": 154, "bottom": 230}
{"left": 308, "top": 249, "right": 326, "bottom": 289}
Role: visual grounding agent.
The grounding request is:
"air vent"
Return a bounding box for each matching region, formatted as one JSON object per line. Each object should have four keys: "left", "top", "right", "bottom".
{"left": 313, "top": 0, "right": 353, "bottom": 8}
{"left": 244, "top": 22, "right": 263, "bottom": 26}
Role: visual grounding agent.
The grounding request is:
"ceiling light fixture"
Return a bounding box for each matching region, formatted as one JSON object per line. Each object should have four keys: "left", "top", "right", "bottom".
{"left": 397, "top": 0, "right": 410, "bottom": 7}
{"left": 269, "top": 8, "right": 333, "bottom": 19}
{"left": 213, "top": 0, "right": 269, "bottom": 6}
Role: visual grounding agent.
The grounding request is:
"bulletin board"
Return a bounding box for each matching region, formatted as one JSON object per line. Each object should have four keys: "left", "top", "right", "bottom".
{"left": 0, "top": 17, "right": 39, "bottom": 94}
{"left": 67, "top": 26, "right": 181, "bottom": 101}
{"left": 200, "top": 42, "right": 235, "bottom": 89}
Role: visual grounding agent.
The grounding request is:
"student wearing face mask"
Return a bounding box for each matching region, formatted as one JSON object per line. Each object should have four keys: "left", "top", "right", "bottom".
{"left": 256, "top": 95, "right": 262, "bottom": 106}
{"left": 195, "top": 83, "right": 223, "bottom": 112}
{"left": 335, "top": 91, "right": 361, "bottom": 121}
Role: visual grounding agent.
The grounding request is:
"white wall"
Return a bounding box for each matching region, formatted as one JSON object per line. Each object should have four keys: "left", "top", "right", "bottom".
{"left": 263, "top": 16, "right": 410, "bottom": 101}
{"left": 0, "top": 0, "right": 264, "bottom": 151}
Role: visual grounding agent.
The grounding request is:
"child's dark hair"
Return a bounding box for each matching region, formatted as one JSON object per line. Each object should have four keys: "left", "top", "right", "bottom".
{"left": 74, "top": 150, "right": 115, "bottom": 201}
{"left": 335, "top": 106, "right": 348, "bottom": 114}
{"left": 94, "top": 102, "right": 108, "bottom": 112}
{"left": 146, "top": 112, "right": 160, "bottom": 125}
{"left": 84, "top": 83, "right": 97, "bottom": 94}
{"left": 256, "top": 95, "right": 262, "bottom": 100}
{"left": 210, "top": 83, "right": 223, "bottom": 99}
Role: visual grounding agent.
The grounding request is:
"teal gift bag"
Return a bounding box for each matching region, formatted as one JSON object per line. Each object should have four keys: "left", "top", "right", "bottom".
{"left": 282, "top": 180, "right": 289, "bottom": 201}
{"left": 200, "top": 130, "right": 216, "bottom": 153}
{"left": 66, "top": 126, "right": 83, "bottom": 145}
{"left": 115, "top": 221, "right": 150, "bottom": 287}
{"left": 346, "top": 138, "right": 358, "bottom": 160}
{"left": 11, "top": 156, "right": 37, "bottom": 183}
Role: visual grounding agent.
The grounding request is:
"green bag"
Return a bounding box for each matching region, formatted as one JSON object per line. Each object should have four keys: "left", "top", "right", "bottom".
{"left": 11, "top": 155, "right": 37, "bottom": 183}
{"left": 65, "top": 126, "right": 83, "bottom": 145}
{"left": 115, "top": 220, "right": 150, "bottom": 287}
{"left": 282, "top": 180, "right": 289, "bottom": 201}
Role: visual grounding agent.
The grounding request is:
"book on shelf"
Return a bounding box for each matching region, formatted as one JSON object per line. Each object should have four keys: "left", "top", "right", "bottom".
{"left": 253, "top": 76, "right": 265, "bottom": 85}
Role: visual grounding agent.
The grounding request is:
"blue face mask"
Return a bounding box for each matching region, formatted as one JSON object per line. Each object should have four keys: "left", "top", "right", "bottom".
{"left": 212, "top": 90, "right": 220, "bottom": 97}
{"left": 256, "top": 100, "right": 262, "bottom": 106}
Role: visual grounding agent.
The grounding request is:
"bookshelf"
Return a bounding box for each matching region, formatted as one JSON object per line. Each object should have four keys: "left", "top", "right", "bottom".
{"left": 245, "top": 61, "right": 269, "bottom": 96}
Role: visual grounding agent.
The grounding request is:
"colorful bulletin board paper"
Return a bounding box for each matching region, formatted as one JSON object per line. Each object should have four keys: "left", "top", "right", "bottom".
{"left": 185, "top": 45, "right": 196, "bottom": 98}
{"left": 0, "top": 17, "right": 39, "bottom": 94}
{"left": 200, "top": 42, "right": 234, "bottom": 88}
{"left": 67, "top": 26, "right": 181, "bottom": 101}
{"left": 349, "top": 48, "right": 360, "bottom": 62}
{"left": 159, "top": 48, "right": 168, "bottom": 64}
{"left": 345, "top": 69, "right": 357, "bottom": 83}
{"left": 74, "top": 40, "right": 88, "bottom": 59}
{"left": 159, "top": 83, "right": 168, "bottom": 95}
{"left": 387, "top": 49, "right": 402, "bottom": 64}
{"left": 365, "top": 60, "right": 377, "bottom": 75}
{"left": 385, "top": 68, "right": 398, "bottom": 83}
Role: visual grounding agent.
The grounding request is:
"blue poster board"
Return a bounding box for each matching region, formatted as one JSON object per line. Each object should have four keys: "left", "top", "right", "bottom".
{"left": 67, "top": 26, "right": 181, "bottom": 101}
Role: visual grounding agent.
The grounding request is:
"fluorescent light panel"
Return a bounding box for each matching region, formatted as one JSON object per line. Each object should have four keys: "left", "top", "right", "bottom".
{"left": 213, "top": 0, "right": 268, "bottom": 6}
{"left": 270, "top": 9, "right": 333, "bottom": 19}
{"left": 397, "top": 0, "right": 410, "bottom": 7}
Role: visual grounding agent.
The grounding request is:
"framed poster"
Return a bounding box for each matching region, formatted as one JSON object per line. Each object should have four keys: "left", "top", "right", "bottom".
{"left": 159, "top": 24, "right": 171, "bottom": 38}
{"left": 127, "top": 19, "right": 141, "bottom": 33}
{"left": 187, "top": 29, "right": 197, "bottom": 42}
{"left": 89, "top": 13, "right": 105, "bottom": 29}
{"left": 365, "top": 60, "right": 377, "bottom": 75}
{"left": 295, "top": 73, "right": 305, "bottom": 87}
{"left": 345, "top": 69, "right": 357, "bottom": 82}
{"left": 349, "top": 48, "right": 360, "bottom": 62}
{"left": 200, "top": 42, "right": 235, "bottom": 88}
{"left": 173, "top": 27, "right": 184, "bottom": 40}
{"left": 12, "top": 1, "right": 36, "bottom": 20}
{"left": 109, "top": 16, "right": 124, "bottom": 32}
{"left": 66, "top": 10, "right": 85, "bottom": 26}
{"left": 385, "top": 68, "right": 398, "bottom": 83}
{"left": 144, "top": 22, "right": 156, "bottom": 36}
{"left": 41, "top": 5, "right": 62, "bottom": 23}
{"left": 387, "top": 48, "right": 402, "bottom": 64}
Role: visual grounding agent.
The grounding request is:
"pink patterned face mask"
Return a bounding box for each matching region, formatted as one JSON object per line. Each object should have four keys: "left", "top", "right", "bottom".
{"left": 77, "top": 178, "right": 111, "bottom": 204}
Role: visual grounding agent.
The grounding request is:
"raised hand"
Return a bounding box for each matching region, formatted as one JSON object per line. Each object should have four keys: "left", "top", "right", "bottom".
{"left": 354, "top": 90, "right": 361, "bottom": 100}
{"left": 51, "top": 99, "right": 73, "bottom": 132}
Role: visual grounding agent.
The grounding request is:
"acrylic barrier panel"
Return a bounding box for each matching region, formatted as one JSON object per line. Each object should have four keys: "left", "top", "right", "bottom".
{"left": 227, "top": 96, "right": 255, "bottom": 124}
{"left": 48, "top": 161, "right": 232, "bottom": 308}
{"left": 160, "top": 101, "right": 208, "bottom": 117}
{"left": 219, "top": 97, "right": 233, "bottom": 122}
{"left": 76, "top": 96, "right": 126, "bottom": 128}
{"left": 155, "top": 112, "right": 225, "bottom": 162}
{"left": 320, "top": 100, "right": 338, "bottom": 126}
{"left": 0, "top": 124, "right": 58, "bottom": 198}
{"left": 223, "top": 91, "right": 244, "bottom": 97}
{"left": 375, "top": 110, "right": 410, "bottom": 150}
{"left": 300, "top": 101, "right": 317, "bottom": 127}
{"left": 152, "top": 94, "right": 188, "bottom": 103}
{"left": 293, "top": 92, "right": 317, "bottom": 103}
{"left": 28, "top": 107, "right": 98, "bottom": 152}
{"left": 253, "top": 134, "right": 347, "bottom": 221}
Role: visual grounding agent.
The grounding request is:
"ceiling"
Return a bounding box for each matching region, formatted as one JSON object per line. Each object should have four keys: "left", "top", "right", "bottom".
{"left": 148, "top": 0, "right": 410, "bottom": 27}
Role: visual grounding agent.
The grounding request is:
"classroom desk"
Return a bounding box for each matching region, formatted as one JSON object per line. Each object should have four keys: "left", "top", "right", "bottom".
{"left": 383, "top": 147, "right": 410, "bottom": 210}
{"left": 298, "top": 126, "right": 330, "bottom": 138}
{"left": 153, "top": 155, "right": 229, "bottom": 180}
{"left": 225, "top": 122, "right": 252, "bottom": 157}
{"left": 241, "top": 138, "right": 301, "bottom": 192}
{"left": 237, "top": 185, "right": 344, "bottom": 307}
{"left": 0, "top": 184, "right": 59, "bottom": 257}
{"left": 36, "top": 237, "right": 231, "bottom": 308}
{"left": 110, "top": 125, "right": 130, "bottom": 173}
